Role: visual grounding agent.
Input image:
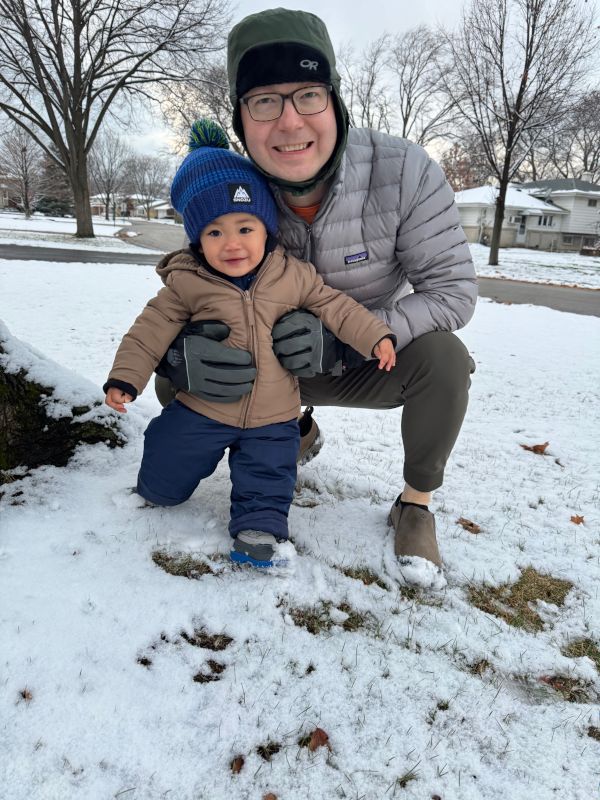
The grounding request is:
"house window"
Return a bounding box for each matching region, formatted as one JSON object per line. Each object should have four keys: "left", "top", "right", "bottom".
{"left": 537, "top": 215, "right": 553, "bottom": 227}
{"left": 562, "top": 235, "right": 573, "bottom": 244}
{"left": 583, "top": 236, "right": 596, "bottom": 246}
{"left": 588, "top": 199, "right": 597, "bottom": 207}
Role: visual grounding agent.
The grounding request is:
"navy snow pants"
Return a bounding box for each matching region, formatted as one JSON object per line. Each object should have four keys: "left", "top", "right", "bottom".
{"left": 137, "top": 400, "right": 299, "bottom": 540}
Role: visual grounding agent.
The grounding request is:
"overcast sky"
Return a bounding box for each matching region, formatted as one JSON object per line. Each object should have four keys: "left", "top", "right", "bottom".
{"left": 128, "top": 0, "right": 465, "bottom": 156}
{"left": 233, "top": 0, "right": 463, "bottom": 44}
{"left": 128, "top": 0, "right": 599, "bottom": 158}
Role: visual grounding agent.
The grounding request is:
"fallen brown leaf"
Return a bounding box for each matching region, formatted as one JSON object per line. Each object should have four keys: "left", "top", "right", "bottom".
{"left": 520, "top": 441, "right": 549, "bottom": 455}
{"left": 308, "top": 727, "right": 331, "bottom": 752}
{"left": 263, "top": 794, "right": 278, "bottom": 800}
{"left": 457, "top": 517, "right": 481, "bottom": 534}
{"left": 230, "top": 755, "right": 244, "bottom": 774}
{"left": 570, "top": 515, "right": 585, "bottom": 525}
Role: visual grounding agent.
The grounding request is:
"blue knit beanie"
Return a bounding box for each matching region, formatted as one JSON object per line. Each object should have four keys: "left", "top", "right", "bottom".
{"left": 170, "top": 119, "right": 278, "bottom": 243}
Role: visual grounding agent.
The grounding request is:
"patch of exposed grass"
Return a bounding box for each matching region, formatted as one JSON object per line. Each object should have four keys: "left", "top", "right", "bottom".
{"left": 337, "top": 602, "right": 370, "bottom": 632}
{"left": 539, "top": 675, "right": 595, "bottom": 703}
{"left": 193, "top": 671, "right": 220, "bottom": 684}
{"left": 562, "top": 638, "right": 600, "bottom": 672}
{"left": 192, "top": 659, "right": 225, "bottom": 684}
{"left": 290, "top": 605, "right": 333, "bottom": 635}
{"left": 152, "top": 550, "right": 214, "bottom": 579}
{"left": 341, "top": 565, "right": 388, "bottom": 590}
{"left": 588, "top": 727, "right": 600, "bottom": 741}
{"left": 181, "top": 629, "right": 233, "bottom": 651}
{"left": 18, "top": 688, "right": 33, "bottom": 703}
{"left": 256, "top": 741, "right": 281, "bottom": 761}
{"left": 469, "top": 659, "right": 492, "bottom": 676}
{"left": 468, "top": 567, "right": 573, "bottom": 631}
{"left": 289, "top": 601, "right": 373, "bottom": 635}
{"left": 389, "top": 763, "right": 420, "bottom": 791}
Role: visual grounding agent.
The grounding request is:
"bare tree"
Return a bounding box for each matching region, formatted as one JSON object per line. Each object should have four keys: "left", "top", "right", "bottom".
{"left": 544, "top": 91, "right": 600, "bottom": 182}
{"left": 125, "top": 155, "right": 170, "bottom": 220}
{"left": 338, "top": 36, "right": 392, "bottom": 132}
{"left": 160, "top": 59, "right": 243, "bottom": 155}
{"left": 0, "top": 125, "right": 44, "bottom": 217}
{"left": 440, "top": 138, "right": 493, "bottom": 191}
{"left": 388, "top": 25, "right": 457, "bottom": 146}
{"left": 89, "top": 131, "right": 132, "bottom": 221}
{"left": 443, "top": 0, "right": 595, "bottom": 265}
{"left": 0, "top": 0, "right": 229, "bottom": 237}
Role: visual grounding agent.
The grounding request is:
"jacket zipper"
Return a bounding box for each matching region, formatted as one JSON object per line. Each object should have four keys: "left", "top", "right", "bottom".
{"left": 195, "top": 254, "right": 272, "bottom": 428}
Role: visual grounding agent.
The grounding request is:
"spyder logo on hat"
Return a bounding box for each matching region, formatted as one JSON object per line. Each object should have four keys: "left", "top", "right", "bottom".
{"left": 229, "top": 183, "right": 252, "bottom": 203}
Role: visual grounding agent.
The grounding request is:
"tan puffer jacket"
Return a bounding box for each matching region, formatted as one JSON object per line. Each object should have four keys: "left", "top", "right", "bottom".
{"left": 107, "top": 245, "right": 393, "bottom": 428}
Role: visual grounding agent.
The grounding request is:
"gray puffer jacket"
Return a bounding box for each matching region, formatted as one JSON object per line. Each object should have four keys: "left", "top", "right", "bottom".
{"left": 272, "top": 128, "right": 477, "bottom": 351}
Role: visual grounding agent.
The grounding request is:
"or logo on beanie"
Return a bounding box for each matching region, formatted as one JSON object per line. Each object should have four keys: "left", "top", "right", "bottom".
{"left": 229, "top": 183, "right": 252, "bottom": 203}
{"left": 300, "top": 59, "right": 319, "bottom": 71}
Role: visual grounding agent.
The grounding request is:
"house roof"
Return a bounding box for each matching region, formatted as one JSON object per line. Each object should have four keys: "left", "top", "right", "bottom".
{"left": 455, "top": 185, "right": 566, "bottom": 213}
{"left": 520, "top": 178, "right": 600, "bottom": 193}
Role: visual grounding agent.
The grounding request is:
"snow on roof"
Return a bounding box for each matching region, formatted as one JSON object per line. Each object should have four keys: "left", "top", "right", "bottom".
{"left": 455, "top": 185, "right": 566, "bottom": 213}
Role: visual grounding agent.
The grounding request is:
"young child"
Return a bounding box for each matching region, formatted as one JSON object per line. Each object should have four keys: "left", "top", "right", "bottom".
{"left": 104, "top": 120, "right": 396, "bottom": 569}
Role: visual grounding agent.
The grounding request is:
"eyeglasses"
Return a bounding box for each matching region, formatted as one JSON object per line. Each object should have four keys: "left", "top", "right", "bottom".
{"left": 241, "top": 85, "right": 332, "bottom": 122}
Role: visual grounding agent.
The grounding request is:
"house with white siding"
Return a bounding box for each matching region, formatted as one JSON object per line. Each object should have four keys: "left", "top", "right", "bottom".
{"left": 454, "top": 185, "right": 568, "bottom": 249}
{"left": 455, "top": 178, "right": 600, "bottom": 253}
{"left": 520, "top": 177, "right": 600, "bottom": 252}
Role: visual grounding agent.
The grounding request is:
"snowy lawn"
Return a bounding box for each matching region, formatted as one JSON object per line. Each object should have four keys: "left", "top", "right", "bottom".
{"left": 471, "top": 242, "right": 600, "bottom": 289}
{"left": 1, "top": 258, "right": 599, "bottom": 800}
{"left": 0, "top": 211, "right": 162, "bottom": 254}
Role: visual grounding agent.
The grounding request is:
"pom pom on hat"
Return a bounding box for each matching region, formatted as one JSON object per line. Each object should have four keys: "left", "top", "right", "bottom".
{"left": 171, "top": 118, "right": 278, "bottom": 243}
{"left": 188, "top": 118, "right": 230, "bottom": 152}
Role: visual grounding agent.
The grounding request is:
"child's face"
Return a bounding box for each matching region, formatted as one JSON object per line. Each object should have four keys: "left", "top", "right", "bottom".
{"left": 199, "top": 213, "right": 268, "bottom": 277}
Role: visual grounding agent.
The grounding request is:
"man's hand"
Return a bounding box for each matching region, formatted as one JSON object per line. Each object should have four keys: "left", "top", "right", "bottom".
{"left": 271, "top": 309, "right": 340, "bottom": 377}
{"left": 156, "top": 320, "right": 257, "bottom": 403}
{"left": 105, "top": 387, "right": 133, "bottom": 413}
{"left": 373, "top": 337, "right": 396, "bottom": 372}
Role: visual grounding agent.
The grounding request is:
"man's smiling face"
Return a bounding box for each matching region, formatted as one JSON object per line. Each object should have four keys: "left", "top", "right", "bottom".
{"left": 240, "top": 82, "right": 337, "bottom": 183}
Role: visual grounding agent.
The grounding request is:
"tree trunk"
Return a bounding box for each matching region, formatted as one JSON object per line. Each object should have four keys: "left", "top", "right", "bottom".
{"left": 489, "top": 150, "right": 512, "bottom": 266}
{"left": 489, "top": 183, "right": 508, "bottom": 266}
{"left": 70, "top": 143, "right": 94, "bottom": 237}
{"left": 0, "top": 344, "right": 123, "bottom": 473}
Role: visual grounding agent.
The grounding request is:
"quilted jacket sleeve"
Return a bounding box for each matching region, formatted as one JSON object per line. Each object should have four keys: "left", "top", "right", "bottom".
{"left": 382, "top": 146, "right": 477, "bottom": 350}
{"left": 107, "top": 277, "right": 191, "bottom": 395}
{"left": 296, "top": 261, "right": 394, "bottom": 358}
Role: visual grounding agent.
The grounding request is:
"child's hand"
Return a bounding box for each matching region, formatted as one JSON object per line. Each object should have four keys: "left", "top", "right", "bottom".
{"left": 105, "top": 387, "right": 134, "bottom": 413}
{"left": 373, "top": 337, "right": 396, "bottom": 372}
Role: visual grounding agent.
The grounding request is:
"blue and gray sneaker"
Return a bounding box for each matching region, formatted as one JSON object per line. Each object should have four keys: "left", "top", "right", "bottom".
{"left": 230, "top": 530, "right": 291, "bottom": 569}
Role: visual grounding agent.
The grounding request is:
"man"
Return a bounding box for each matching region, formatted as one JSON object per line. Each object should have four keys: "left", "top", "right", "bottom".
{"left": 156, "top": 8, "right": 477, "bottom": 575}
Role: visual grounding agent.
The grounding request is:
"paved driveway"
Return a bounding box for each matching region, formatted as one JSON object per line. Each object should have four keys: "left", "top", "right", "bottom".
{"left": 121, "top": 220, "right": 186, "bottom": 252}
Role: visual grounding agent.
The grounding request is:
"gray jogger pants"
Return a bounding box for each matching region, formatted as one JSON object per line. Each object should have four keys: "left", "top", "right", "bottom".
{"left": 298, "top": 331, "right": 474, "bottom": 492}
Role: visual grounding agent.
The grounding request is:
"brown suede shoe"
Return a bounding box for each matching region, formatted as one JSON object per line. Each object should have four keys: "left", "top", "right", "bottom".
{"left": 388, "top": 497, "right": 442, "bottom": 569}
{"left": 297, "top": 406, "right": 323, "bottom": 465}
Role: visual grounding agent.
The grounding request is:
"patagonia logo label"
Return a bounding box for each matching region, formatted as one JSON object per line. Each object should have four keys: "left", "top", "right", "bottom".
{"left": 229, "top": 183, "right": 252, "bottom": 203}
{"left": 344, "top": 250, "right": 369, "bottom": 265}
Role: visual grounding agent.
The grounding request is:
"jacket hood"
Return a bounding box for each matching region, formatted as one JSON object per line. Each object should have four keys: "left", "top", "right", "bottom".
{"left": 155, "top": 248, "right": 199, "bottom": 283}
{"left": 227, "top": 8, "right": 349, "bottom": 196}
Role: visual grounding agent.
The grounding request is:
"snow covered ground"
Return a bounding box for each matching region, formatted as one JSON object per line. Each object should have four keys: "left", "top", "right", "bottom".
{"left": 471, "top": 242, "right": 600, "bottom": 289}
{"left": 1, "top": 211, "right": 600, "bottom": 286}
{"left": 0, "top": 211, "right": 163, "bottom": 254}
{"left": 1, "top": 258, "right": 599, "bottom": 800}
